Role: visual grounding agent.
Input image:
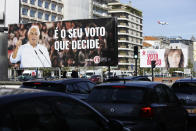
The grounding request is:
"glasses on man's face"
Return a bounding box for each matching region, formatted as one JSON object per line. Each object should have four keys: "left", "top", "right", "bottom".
{"left": 30, "top": 32, "right": 38, "bottom": 36}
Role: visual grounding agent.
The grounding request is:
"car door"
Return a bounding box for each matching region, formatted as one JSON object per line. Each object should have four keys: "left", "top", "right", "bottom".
{"left": 153, "top": 85, "right": 173, "bottom": 130}
{"left": 163, "top": 84, "right": 187, "bottom": 130}
{"left": 3, "top": 97, "right": 66, "bottom": 131}
{"left": 49, "top": 96, "right": 111, "bottom": 131}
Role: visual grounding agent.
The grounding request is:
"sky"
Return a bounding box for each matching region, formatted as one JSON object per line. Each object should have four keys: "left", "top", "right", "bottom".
{"left": 120, "top": 0, "right": 196, "bottom": 39}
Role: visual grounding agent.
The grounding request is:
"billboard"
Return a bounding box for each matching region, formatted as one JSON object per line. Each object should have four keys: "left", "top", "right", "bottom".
{"left": 140, "top": 49, "right": 188, "bottom": 68}
{"left": 8, "top": 18, "right": 118, "bottom": 68}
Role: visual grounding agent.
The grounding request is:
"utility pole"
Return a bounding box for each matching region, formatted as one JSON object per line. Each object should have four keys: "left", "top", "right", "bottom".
{"left": 134, "top": 46, "right": 138, "bottom": 76}
{"left": 151, "top": 60, "right": 156, "bottom": 81}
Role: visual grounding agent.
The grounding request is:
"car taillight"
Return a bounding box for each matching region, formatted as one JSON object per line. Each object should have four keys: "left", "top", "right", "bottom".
{"left": 33, "top": 83, "right": 41, "bottom": 85}
{"left": 140, "top": 107, "right": 153, "bottom": 118}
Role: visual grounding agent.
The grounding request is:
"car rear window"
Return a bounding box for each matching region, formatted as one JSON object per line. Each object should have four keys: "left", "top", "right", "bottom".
{"left": 172, "top": 82, "right": 196, "bottom": 93}
{"left": 88, "top": 86, "right": 145, "bottom": 104}
{"left": 21, "top": 82, "right": 65, "bottom": 92}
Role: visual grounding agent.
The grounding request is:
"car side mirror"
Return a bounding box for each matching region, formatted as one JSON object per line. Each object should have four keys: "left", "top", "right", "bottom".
{"left": 109, "top": 119, "right": 131, "bottom": 131}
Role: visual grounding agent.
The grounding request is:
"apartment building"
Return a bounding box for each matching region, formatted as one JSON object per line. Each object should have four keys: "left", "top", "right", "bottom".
{"left": 20, "top": 0, "right": 64, "bottom": 23}
{"left": 63, "top": 0, "right": 116, "bottom": 20}
{"left": 108, "top": 1, "right": 143, "bottom": 70}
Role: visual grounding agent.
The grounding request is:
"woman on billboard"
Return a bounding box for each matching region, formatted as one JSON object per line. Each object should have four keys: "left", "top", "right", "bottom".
{"left": 164, "top": 49, "right": 184, "bottom": 68}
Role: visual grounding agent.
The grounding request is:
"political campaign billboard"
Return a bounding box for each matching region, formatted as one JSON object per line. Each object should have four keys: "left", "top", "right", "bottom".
{"left": 8, "top": 18, "right": 118, "bottom": 68}
{"left": 140, "top": 49, "right": 188, "bottom": 68}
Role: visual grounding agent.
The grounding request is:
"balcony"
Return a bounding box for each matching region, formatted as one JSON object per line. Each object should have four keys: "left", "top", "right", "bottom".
{"left": 118, "top": 54, "right": 132, "bottom": 58}
{"left": 93, "top": 2, "right": 108, "bottom": 10}
{"left": 118, "top": 47, "right": 131, "bottom": 51}
{"left": 93, "top": 11, "right": 108, "bottom": 17}
{"left": 118, "top": 62, "right": 132, "bottom": 66}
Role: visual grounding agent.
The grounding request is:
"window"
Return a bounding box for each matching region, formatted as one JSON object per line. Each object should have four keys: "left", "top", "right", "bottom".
{"left": 155, "top": 85, "right": 169, "bottom": 103}
{"left": 45, "top": 13, "right": 49, "bottom": 20}
{"left": 51, "top": 3, "right": 56, "bottom": 11}
{"left": 38, "top": 0, "right": 43, "bottom": 7}
{"left": 163, "top": 85, "right": 178, "bottom": 103}
{"left": 58, "top": 6, "right": 62, "bottom": 12}
{"left": 10, "top": 99, "right": 66, "bottom": 131}
{"left": 22, "top": 8, "right": 28, "bottom": 16}
{"left": 38, "top": 11, "right": 43, "bottom": 19}
{"left": 45, "top": 1, "right": 49, "bottom": 9}
{"left": 75, "top": 82, "right": 89, "bottom": 94}
{"left": 22, "top": 0, "right": 28, "bottom": 3}
{"left": 51, "top": 97, "right": 105, "bottom": 131}
{"left": 51, "top": 15, "right": 56, "bottom": 21}
{"left": 88, "top": 87, "right": 145, "bottom": 104}
{"left": 30, "top": 0, "right": 35, "bottom": 5}
{"left": 87, "top": 82, "right": 95, "bottom": 90}
{"left": 58, "top": 16, "right": 62, "bottom": 20}
{"left": 30, "top": 9, "right": 36, "bottom": 17}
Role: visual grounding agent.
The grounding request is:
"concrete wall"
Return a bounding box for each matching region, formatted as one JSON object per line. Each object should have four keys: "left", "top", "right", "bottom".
{"left": 0, "top": 33, "right": 8, "bottom": 80}
{"left": 63, "top": 0, "right": 90, "bottom": 20}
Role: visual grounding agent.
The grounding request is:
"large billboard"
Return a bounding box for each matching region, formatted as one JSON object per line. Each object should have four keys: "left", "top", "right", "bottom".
{"left": 8, "top": 18, "right": 118, "bottom": 68}
{"left": 140, "top": 49, "right": 188, "bottom": 68}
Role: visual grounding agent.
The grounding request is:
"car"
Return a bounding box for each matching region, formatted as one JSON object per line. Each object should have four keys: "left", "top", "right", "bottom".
{"left": 171, "top": 78, "right": 196, "bottom": 120}
{"left": 104, "top": 76, "right": 151, "bottom": 82}
{"left": 87, "top": 81, "right": 188, "bottom": 131}
{"left": 0, "top": 88, "right": 129, "bottom": 131}
{"left": 89, "top": 75, "right": 102, "bottom": 83}
{"left": 20, "top": 78, "right": 95, "bottom": 100}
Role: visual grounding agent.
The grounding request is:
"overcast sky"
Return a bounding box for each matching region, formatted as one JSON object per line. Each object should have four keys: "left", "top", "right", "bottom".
{"left": 120, "top": 0, "right": 196, "bottom": 39}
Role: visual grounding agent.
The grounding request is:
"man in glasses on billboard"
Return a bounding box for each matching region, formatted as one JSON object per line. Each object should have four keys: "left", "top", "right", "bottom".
{"left": 10, "top": 25, "right": 51, "bottom": 68}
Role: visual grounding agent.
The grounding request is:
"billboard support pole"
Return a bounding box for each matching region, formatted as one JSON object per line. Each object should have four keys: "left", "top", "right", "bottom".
{"left": 108, "top": 65, "right": 111, "bottom": 78}
{"left": 59, "top": 67, "right": 61, "bottom": 79}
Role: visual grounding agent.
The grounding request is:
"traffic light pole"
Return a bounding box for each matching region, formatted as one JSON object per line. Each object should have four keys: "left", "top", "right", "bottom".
{"left": 152, "top": 66, "right": 154, "bottom": 81}
{"left": 151, "top": 60, "right": 156, "bottom": 81}
{"left": 135, "top": 58, "right": 137, "bottom": 76}
{"left": 134, "top": 46, "right": 138, "bottom": 76}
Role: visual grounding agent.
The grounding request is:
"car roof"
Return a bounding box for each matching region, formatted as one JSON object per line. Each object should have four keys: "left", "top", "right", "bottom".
{"left": 105, "top": 76, "right": 151, "bottom": 83}
{"left": 0, "top": 88, "right": 109, "bottom": 123}
{"left": 96, "top": 81, "right": 162, "bottom": 89}
{"left": 23, "top": 78, "right": 94, "bottom": 85}
{"left": 175, "top": 78, "right": 196, "bottom": 83}
{"left": 0, "top": 88, "right": 67, "bottom": 104}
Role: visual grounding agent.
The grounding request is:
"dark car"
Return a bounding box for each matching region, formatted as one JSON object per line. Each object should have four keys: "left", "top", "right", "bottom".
{"left": 171, "top": 78, "right": 196, "bottom": 120}
{"left": 88, "top": 81, "right": 188, "bottom": 131}
{"left": 0, "top": 88, "right": 128, "bottom": 131}
{"left": 20, "top": 78, "right": 95, "bottom": 100}
{"left": 89, "top": 75, "right": 102, "bottom": 83}
{"left": 104, "top": 76, "right": 151, "bottom": 82}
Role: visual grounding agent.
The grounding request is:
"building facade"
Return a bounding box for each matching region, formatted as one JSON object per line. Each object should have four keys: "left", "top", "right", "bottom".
{"left": 63, "top": 0, "right": 116, "bottom": 20}
{"left": 20, "top": 0, "right": 64, "bottom": 23}
{"left": 108, "top": 1, "right": 143, "bottom": 71}
{"left": 143, "top": 36, "right": 170, "bottom": 49}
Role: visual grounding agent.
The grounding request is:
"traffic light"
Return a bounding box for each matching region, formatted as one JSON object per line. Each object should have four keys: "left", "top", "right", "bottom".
{"left": 151, "top": 60, "right": 156, "bottom": 68}
{"left": 134, "top": 46, "right": 138, "bottom": 59}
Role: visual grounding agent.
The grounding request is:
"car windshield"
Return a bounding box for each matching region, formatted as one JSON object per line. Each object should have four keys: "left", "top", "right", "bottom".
{"left": 172, "top": 82, "right": 196, "bottom": 93}
{"left": 86, "top": 73, "right": 94, "bottom": 76}
{"left": 88, "top": 87, "right": 145, "bottom": 104}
